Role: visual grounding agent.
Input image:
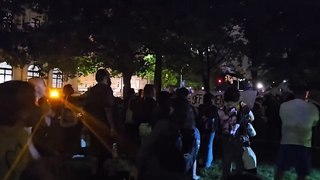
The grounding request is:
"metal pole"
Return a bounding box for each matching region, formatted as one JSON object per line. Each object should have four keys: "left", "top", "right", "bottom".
{"left": 237, "top": 79, "right": 240, "bottom": 90}
{"left": 180, "top": 64, "right": 189, "bottom": 88}
{"left": 180, "top": 70, "right": 183, "bottom": 87}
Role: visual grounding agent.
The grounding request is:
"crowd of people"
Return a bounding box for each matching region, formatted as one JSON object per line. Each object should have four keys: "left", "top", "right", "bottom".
{"left": 0, "top": 68, "right": 319, "bottom": 180}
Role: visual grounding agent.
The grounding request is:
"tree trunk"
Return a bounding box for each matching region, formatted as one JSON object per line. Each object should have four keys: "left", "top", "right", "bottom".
{"left": 202, "top": 73, "right": 210, "bottom": 92}
{"left": 246, "top": 19, "right": 262, "bottom": 90}
{"left": 201, "top": 49, "right": 210, "bottom": 92}
{"left": 154, "top": 52, "right": 162, "bottom": 98}
{"left": 205, "top": 48, "right": 211, "bottom": 92}
{"left": 122, "top": 71, "right": 132, "bottom": 100}
{"left": 248, "top": 29, "right": 259, "bottom": 88}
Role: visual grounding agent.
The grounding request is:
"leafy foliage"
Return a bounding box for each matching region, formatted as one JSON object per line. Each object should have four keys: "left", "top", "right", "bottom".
{"left": 2, "top": 0, "right": 320, "bottom": 90}
{"left": 136, "top": 54, "right": 155, "bottom": 80}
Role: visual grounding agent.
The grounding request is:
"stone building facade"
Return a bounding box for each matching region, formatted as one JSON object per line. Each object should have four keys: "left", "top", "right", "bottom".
{"left": 0, "top": 62, "right": 149, "bottom": 97}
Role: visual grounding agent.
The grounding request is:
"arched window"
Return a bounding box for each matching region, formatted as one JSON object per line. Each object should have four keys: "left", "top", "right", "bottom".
{"left": 27, "top": 65, "right": 40, "bottom": 78}
{"left": 0, "top": 62, "right": 13, "bottom": 83}
{"left": 52, "top": 68, "right": 63, "bottom": 88}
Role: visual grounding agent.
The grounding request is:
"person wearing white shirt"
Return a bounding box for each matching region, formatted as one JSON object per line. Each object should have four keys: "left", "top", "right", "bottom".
{"left": 275, "top": 85, "right": 319, "bottom": 180}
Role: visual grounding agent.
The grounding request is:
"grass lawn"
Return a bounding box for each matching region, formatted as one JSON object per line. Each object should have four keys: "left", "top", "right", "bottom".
{"left": 199, "top": 160, "right": 320, "bottom": 180}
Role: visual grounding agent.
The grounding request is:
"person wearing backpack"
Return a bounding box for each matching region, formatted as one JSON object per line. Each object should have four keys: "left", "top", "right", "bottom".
{"left": 197, "top": 93, "right": 219, "bottom": 169}
{"left": 218, "top": 86, "right": 255, "bottom": 179}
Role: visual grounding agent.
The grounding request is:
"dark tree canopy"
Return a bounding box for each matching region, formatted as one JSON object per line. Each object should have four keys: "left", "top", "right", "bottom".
{"left": 1, "top": 0, "right": 320, "bottom": 90}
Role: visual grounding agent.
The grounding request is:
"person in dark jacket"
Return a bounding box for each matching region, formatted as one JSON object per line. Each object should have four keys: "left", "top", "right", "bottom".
{"left": 83, "top": 69, "right": 115, "bottom": 176}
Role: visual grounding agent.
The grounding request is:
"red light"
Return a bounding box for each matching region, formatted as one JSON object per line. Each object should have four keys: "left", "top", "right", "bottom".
{"left": 218, "top": 79, "right": 222, "bottom": 83}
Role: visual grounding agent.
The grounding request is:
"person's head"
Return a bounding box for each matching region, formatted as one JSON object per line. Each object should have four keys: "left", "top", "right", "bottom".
{"left": 176, "top": 87, "right": 189, "bottom": 99}
{"left": 288, "top": 83, "right": 309, "bottom": 99}
{"left": 138, "top": 89, "right": 143, "bottom": 97}
{"left": 143, "top": 84, "right": 155, "bottom": 99}
{"left": 281, "top": 91, "right": 295, "bottom": 102}
{"left": 171, "top": 98, "right": 195, "bottom": 128}
{"left": 224, "top": 86, "right": 240, "bottom": 106}
{"left": 158, "top": 91, "right": 171, "bottom": 105}
{"left": 28, "top": 77, "right": 47, "bottom": 101}
{"left": 203, "top": 93, "right": 214, "bottom": 105}
{"left": 270, "top": 87, "right": 281, "bottom": 96}
{"left": 63, "top": 84, "right": 74, "bottom": 97}
{"left": 127, "top": 88, "right": 135, "bottom": 98}
{"left": 0, "top": 81, "right": 42, "bottom": 127}
{"left": 95, "top": 69, "right": 110, "bottom": 85}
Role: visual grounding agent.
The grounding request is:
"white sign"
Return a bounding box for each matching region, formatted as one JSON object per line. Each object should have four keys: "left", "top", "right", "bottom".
{"left": 188, "top": 90, "right": 224, "bottom": 108}
{"left": 240, "top": 90, "right": 257, "bottom": 109}
{"left": 188, "top": 90, "right": 257, "bottom": 109}
{"left": 188, "top": 90, "right": 206, "bottom": 107}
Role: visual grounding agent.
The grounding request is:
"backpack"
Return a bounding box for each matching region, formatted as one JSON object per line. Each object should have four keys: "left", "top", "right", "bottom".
{"left": 198, "top": 104, "right": 218, "bottom": 134}
{"left": 220, "top": 106, "right": 238, "bottom": 136}
{"left": 220, "top": 102, "right": 252, "bottom": 137}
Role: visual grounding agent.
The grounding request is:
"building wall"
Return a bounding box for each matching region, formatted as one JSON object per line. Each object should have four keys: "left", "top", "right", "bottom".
{"left": 78, "top": 74, "right": 149, "bottom": 97}
{"left": 2, "top": 62, "right": 149, "bottom": 97}
{"left": 10, "top": 64, "right": 78, "bottom": 89}
{"left": 14, "top": 9, "right": 46, "bottom": 30}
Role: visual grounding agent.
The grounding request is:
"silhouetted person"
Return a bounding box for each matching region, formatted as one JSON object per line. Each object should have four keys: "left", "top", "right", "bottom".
{"left": 137, "top": 98, "right": 198, "bottom": 180}
{"left": 134, "top": 84, "right": 156, "bottom": 143}
{"left": 83, "top": 69, "right": 115, "bottom": 175}
{"left": 175, "top": 87, "right": 190, "bottom": 99}
{"left": 0, "top": 81, "right": 42, "bottom": 180}
{"left": 153, "top": 91, "right": 172, "bottom": 124}
{"left": 56, "top": 84, "right": 83, "bottom": 157}
{"left": 28, "top": 77, "right": 58, "bottom": 157}
{"left": 84, "top": 69, "right": 115, "bottom": 132}
{"left": 197, "top": 93, "right": 219, "bottom": 168}
{"left": 63, "top": 84, "right": 74, "bottom": 100}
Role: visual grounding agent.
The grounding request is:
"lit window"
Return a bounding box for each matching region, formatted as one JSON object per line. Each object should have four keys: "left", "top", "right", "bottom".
{"left": 27, "top": 65, "right": 40, "bottom": 78}
{"left": 0, "top": 62, "right": 13, "bottom": 83}
{"left": 52, "top": 68, "right": 63, "bottom": 88}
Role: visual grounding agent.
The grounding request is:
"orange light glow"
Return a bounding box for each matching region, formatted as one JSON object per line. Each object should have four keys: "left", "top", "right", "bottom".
{"left": 49, "top": 89, "right": 60, "bottom": 99}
